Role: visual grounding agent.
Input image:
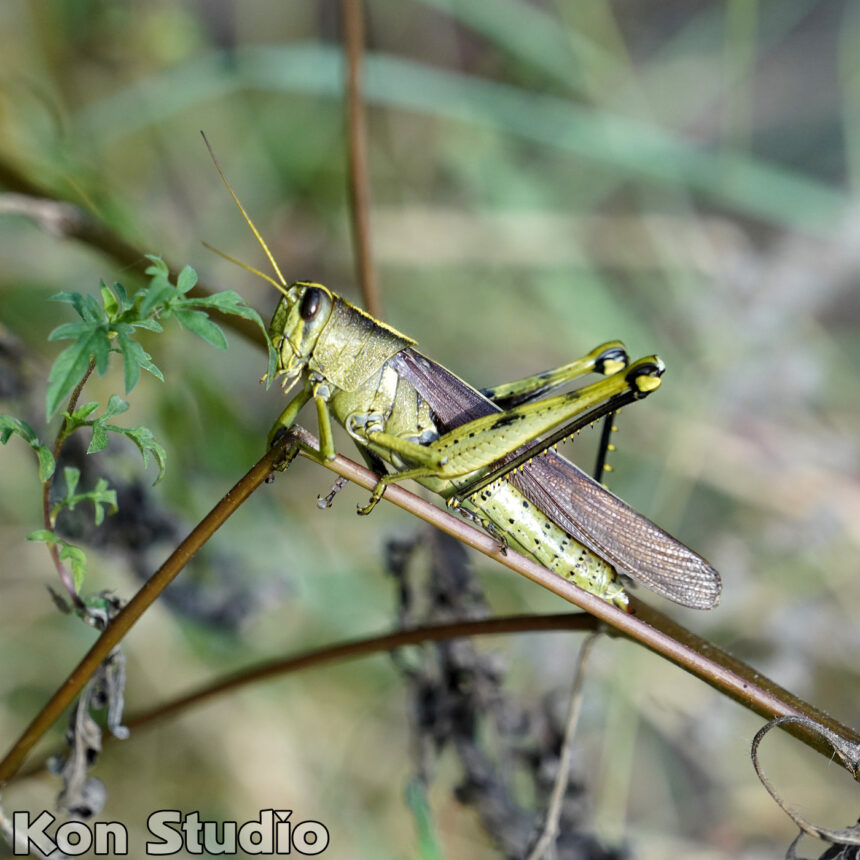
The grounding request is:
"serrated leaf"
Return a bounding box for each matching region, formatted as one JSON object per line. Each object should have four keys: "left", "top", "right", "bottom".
{"left": 102, "top": 394, "right": 129, "bottom": 420}
{"left": 176, "top": 265, "right": 198, "bottom": 295}
{"left": 60, "top": 543, "right": 88, "bottom": 592}
{"left": 112, "top": 281, "right": 130, "bottom": 310}
{"left": 93, "top": 332, "right": 111, "bottom": 375}
{"left": 36, "top": 445, "right": 56, "bottom": 481}
{"left": 0, "top": 415, "right": 38, "bottom": 446}
{"left": 114, "top": 330, "right": 163, "bottom": 390}
{"left": 130, "top": 318, "right": 163, "bottom": 333}
{"left": 82, "top": 294, "right": 105, "bottom": 323}
{"left": 53, "top": 472, "right": 117, "bottom": 526}
{"left": 48, "top": 321, "right": 90, "bottom": 342}
{"left": 50, "top": 291, "right": 89, "bottom": 317}
{"left": 91, "top": 478, "right": 118, "bottom": 526}
{"left": 63, "top": 466, "right": 81, "bottom": 497}
{"left": 100, "top": 281, "right": 119, "bottom": 317}
{"left": 137, "top": 281, "right": 175, "bottom": 319}
{"left": 46, "top": 330, "right": 110, "bottom": 418}
{"left": 143, "top": 254, "right": 170, "bottom": 279}
{"left": 88, "top": 422, "right": 109, "bottom": 453}
{"left": 87, "top": 396, "right": 128, "bottom": 453}
{"left": 184, "top": 289, "right": 252, "bottom": 315}
{"left": 1, "top": 416, "right": 56, "bottom": 480}
{"left": 121, "top": 425, "right": 167, "bottom": 485}
{"left": 173, "top": 308, "right": 228, "bottom": 349}
{"left": 66, "top": 401, "right": 100, "bottom": 422}
{"left": 26, "top": 531, "right": 88, "bottom": 592}
{"left": 183, "top": 293, "right": 274, "bottom": 380}
{"left": 119, "top": 337, "right": 139, "bottom": 392}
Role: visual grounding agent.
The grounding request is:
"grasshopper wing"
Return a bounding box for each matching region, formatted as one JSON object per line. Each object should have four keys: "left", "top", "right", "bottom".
{"left": 510, "top": 452, "right": 721, "bottom": 608}
{"left": 390, "top": 348, "right": 721, "bottom": 609}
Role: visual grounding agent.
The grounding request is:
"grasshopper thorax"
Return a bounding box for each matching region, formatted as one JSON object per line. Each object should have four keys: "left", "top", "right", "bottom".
{"left": 269, "top": 282, "right": 416, "bottom": 394}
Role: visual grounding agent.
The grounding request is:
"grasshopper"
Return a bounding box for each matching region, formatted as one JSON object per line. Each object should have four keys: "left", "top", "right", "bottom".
{"left": 264, "top": 283, "right": 720, "bottom": 611}
{"left": 205, "top": 142, "right": 721, "bottom": 612}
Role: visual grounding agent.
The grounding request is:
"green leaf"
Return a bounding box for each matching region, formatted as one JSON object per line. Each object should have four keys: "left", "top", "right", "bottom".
{"left": 143, "top": 254, "right": 170, "bottom": 279}
{"left": 36, "top": 445, "right": 56, "bottom": 482}
{"left": 0, "top": 415, "right": 56, "bottom": 480}
{"left": 27, "top": 531, "right": 89, "bottom": 593}
{"left": 87, "top": 396, "right": 129, "bottom": 453}
{"left": 63, "top": 401, "right": 101, "bottom": 436}
{"left": 115, "top": 329, "right": 164, "bottom": 390}
{"left": 66, "top": 401, "right": 100, "bottom": 422}
{"left": 63, "top": 543, "right": 88, "bottom": 592}
{"left": 102, "top": 394, "right": 130, "bottom": 420}
{"left": 130, "top": 318, "right": 163, "bottom": 333}
{"left": 45, "top": 329, "right": 111, "bottom": 418}
{"left": 176, "top": 265, "right": 198, "bottom": 294}
{"left": 112, "top": 281, "right": 131, "bottom": 311}
{"left": 138, "top": 280, "right": 175, "bottom": 319}
{"left": 100, "top": 281, "right": 119, "bottom": 317}
{"left": 53, "top": 471, "right": 117, "bottom": 526}
{"left": 0, "top": 415, "right": 37, "bottom": 446}
{"left": 121, "top": 424, "right": 167, "bottom": 485}
{"left": 138, "top": 256, "right": 176, "bottom": 317}
{"left": 185, "top": 289, "right": 254, "bottom": 316}
{"left": 88, "top": 421, "right": 109, "bottom": 453}
{"left": 182, "top": 292, "right": 275, "bottom": 382}
{"left": 173, "top": 308, "right": 228, "bottom": 349}
{"left": 63, "top": 465, "right": 80, "bottom": 497}
{"left": 48, "top": 321, "right": 90, "bottom": 342}
{"left": 51, "top": 291, "right": 106, "bottom": 324}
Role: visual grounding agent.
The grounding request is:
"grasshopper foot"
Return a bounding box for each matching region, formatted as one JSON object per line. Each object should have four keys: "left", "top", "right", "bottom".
{"left": 318, "top": 476, "right": 348, "bottom": 509}
{"left": 356, "top": 480, "right": 387, "bottom": 515}
{"left": 268, "top": 427, "right": 299, "bottom": 473}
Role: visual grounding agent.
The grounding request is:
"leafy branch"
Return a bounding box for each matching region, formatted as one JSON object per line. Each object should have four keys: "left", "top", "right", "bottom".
{"left": 46, "top": 255, "right": 274, "bottom": 419}
{"left": 0, "top": 257, "right": 275, "bottom": 606}
{"left": 63, "top": 396, "right": 166, "bottom": 485}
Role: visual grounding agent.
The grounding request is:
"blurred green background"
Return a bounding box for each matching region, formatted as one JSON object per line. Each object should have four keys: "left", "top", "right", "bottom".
{"left": 1, "top": 1, "right": 859, "bottom": 857}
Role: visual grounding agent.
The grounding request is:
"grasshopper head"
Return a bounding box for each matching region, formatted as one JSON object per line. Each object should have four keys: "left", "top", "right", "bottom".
{"left": 268, "top": 282, "right": 334, "bottom": 391}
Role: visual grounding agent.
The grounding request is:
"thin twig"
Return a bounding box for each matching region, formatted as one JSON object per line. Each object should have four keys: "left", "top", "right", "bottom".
{"left": 0, "top": 433, "right": 296, "bottom": 787}
{"left": 13, "top": 612, "right": 600, "bottom": 782}
{"left": 286, "top": 425, "right": 860, "bottom": 771}
{"left": 341, "top": 0, "right": 382, "bottom": 318}
{"left": 527, "top": 632, "right": 600, "bottom": 860}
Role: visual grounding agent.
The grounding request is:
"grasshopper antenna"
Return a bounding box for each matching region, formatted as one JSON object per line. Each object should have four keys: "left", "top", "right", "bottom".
{"left": 200, "top": 241, "right": 289, "bottom": 296}
{"left": 200, "top": 130, "right": 289, "bottom": 292}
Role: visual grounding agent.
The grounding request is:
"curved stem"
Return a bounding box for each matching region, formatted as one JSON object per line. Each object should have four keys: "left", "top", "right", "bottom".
{"left": 0, "top": 433, "right": 295, "bottom": 787}
{"left": 287, "top": 425, "right": 860, "bottom": 772}
{"left": 12, "top": 613, "right": 600, "bottom": 783}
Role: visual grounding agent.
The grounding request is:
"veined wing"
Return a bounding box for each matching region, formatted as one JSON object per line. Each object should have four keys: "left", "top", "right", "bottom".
{"left": 389, "top": 348, "right": 720, "bottom": 609}
{"left": 509, "top": 451, "right": 720, "bottom": 608}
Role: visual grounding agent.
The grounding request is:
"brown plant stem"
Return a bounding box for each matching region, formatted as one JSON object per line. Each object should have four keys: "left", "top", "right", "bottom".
{"left": 341, "top": 0, "right": 382, "bottom": 318}
{"left": 12, "top": 613, "right": 599, "bottom": 783}
{"left": 0, "top": 433, "right": 295, "bottom": 787}
{"left": 286, "top": 426, "right": 860, "bottom": 773}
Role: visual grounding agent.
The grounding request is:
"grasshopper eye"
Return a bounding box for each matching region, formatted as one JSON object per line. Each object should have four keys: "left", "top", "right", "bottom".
{"left": 300, "top": 287, "right": 323, "bottom": 320}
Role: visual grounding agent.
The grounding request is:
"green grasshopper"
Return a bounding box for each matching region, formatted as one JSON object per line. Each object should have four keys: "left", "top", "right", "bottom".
{"left": 207, "top": 144, "right": 721, "bottom": 612}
